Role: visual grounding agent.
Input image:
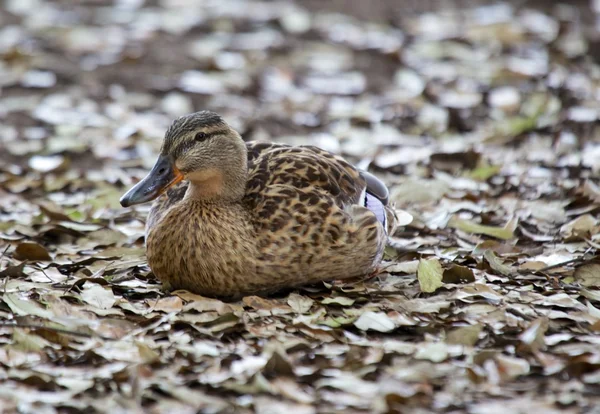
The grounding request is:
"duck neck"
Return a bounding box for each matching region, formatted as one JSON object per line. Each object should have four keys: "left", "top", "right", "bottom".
{"left": 184, "top": 166, "right": 247, "bottom": 203}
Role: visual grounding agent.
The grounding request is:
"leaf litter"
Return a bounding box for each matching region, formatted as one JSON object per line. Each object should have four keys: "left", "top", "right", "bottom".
{"left": 1, "top": 0, "right": 600, "bottom": 413}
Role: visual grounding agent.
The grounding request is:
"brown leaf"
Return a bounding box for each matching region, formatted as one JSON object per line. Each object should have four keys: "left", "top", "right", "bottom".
{"left": 495, "top": 354, "right": 530, "bottom": 381}
{"left": 472, "top": 240, "right": 521, "bottom": 255}
{"left": 37, "top": 202, "right": 73, "bottom": 222}
{"left": 446, "top": 324, "right": 482, "bottom": 346}
{"left": 518, "top": 318, "right": 548, "bottom": 352}
{"left": 560, "top": 214, "right": 598, "bottom": 238}
{"left": 13, "top": 243, "right": 52, "bottom": 261}
{"left": 243, "top": 295, "right": 280, "bottom": 310}
{"left": 263, "top": 349, "right": 295, "bottom": 377}
{"left": 0, "top": 261, "right": 27, "bottom": 278}
{"left": 442, "top": 264, "right": 475, "bottom": 284}
{"left": 152, "top": 296, "right": 184, "bottom": 313}
{"left": 430, "top": 150, "right": 481, "bottom": 173}
{"left": 286, "top": 293, "right": 314, "bottom": 314}
{"left": 574, "top": 263, "right": 600, "bottom": 287}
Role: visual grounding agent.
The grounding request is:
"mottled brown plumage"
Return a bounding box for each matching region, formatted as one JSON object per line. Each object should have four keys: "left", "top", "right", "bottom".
{"left": 121, "top": 111, "right": 396, "bottom": 299}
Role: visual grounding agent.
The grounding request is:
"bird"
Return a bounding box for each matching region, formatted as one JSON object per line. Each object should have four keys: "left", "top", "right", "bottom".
{"left": 120, "top": 111, "right": 396, "bottom": 299}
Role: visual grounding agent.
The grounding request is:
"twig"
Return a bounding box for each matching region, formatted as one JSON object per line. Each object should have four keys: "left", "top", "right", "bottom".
{"left": 39, "top": 267, "right": 55, "bottom": 283}
{"left": 536, "top": 249, "right": 595, "bottom": 273}
{"left": 0, "top": 244, "right": 9, "bottom": 262}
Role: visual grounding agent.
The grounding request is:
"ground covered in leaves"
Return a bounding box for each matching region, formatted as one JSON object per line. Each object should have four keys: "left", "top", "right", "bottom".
{"left": 1, "top": 0, "right": 600, "bottom": 412}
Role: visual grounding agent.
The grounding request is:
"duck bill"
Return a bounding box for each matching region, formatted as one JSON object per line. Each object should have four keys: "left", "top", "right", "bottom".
{"left": 120, "top": 155, "right": 184, "bottom": 207}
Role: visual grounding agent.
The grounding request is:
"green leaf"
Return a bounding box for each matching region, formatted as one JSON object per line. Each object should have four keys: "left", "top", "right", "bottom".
{"left": 3, "top": 293, "right": 53, "bottom": 318}
{"left": 66, "top": 209, "right": 86, "bottom": 222}
{"left": 12, "top": 328, "right": 51, "bottom": 352}
{"left": 500, "top": 115, "right": 537, "bottom": 136}
{"left": 446, "top": 324, "right": 482, "bottom": 346}
{"left": 417, "top": 258, "right": 444, "bottom": 293}
{"left": 448, "top": 216, "right": 515, "bottom": 240}
{"left": 465, "top": 164, "right": 501, "bottom": 181}
{"left": 321, "top": 296, "right": 355, "bottom": 306}
{"left": 483, "top": 250, "right": 514, "bottom": 276}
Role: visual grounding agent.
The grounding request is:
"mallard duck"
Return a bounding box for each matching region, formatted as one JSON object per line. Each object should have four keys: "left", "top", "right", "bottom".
{"left": 120, "top": 111, "right": 396, "bottom": 299}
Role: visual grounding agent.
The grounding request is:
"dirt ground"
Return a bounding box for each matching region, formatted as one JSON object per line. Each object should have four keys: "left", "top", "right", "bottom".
{"left": 1, "top": 0, "right": 600, "bottom": 413}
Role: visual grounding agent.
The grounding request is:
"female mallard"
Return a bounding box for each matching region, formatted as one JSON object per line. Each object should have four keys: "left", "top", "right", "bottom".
{"left": 120, "top": 111, "right": 396, "bottom": 299}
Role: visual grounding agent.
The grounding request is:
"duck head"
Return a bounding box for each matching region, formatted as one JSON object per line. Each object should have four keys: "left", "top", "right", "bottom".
{"left": 120, "top": 111, "right": 247, "bottom": 207}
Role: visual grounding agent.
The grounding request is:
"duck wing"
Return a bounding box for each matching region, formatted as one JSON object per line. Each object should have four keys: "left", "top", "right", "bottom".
{"left": 245, "top": 142, "right": 365, "bottom": 206}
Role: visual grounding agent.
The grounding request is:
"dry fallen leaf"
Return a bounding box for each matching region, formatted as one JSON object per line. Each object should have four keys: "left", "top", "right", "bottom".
{"left": 80, "top": 282, "right": 117, "bottom": 310}
{"left": 14, "top": 242, "right": 52, "bottom": 261}
{"left": 446, "top": 324, "right": 482, "bottom": 346}
{"left": 287, "top": 293, "right": 314, "bottom": 314}
{"left": 560, "top": 214, "right": 598, "bottom": 238}
{"left": 353, "top": 311, "right": 395, "bottom": 332}
{"left": 447, "top": 216, "right": 516, "bottom": 240}
{"left": 152, "top": 296, "right": 184, "bottom": 313}
{"left": 321, "top": 296, "right": 355, "bottom": 306}
{"left": 1, "top": 1, "right": 598, "bottom": 411}
{"left": 483, "top": 250, "right": 514, "bottom": 276}
{"left": 414, "top": 342, "right": 449, "bottom": 362}
{"left": 417, "top": 258, "right": 444, "bottom": 293}
{"left": 519, "top": 318, "right": 548, "bottom": 352}
{"left": 443, "top": 264, "right": 476, "bottom": 284}
{"left": 574, "top": 263, "right": 600, "bottom": 287}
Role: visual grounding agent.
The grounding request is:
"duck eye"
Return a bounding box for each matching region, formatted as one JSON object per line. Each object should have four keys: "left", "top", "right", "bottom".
{"left": 194, "top": 132, "right": 208, "bottom": 142}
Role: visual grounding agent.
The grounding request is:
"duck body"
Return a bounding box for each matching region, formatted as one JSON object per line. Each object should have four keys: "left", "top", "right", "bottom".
{"left": 120, "top": 112, "right": 396, "bottom": 299}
